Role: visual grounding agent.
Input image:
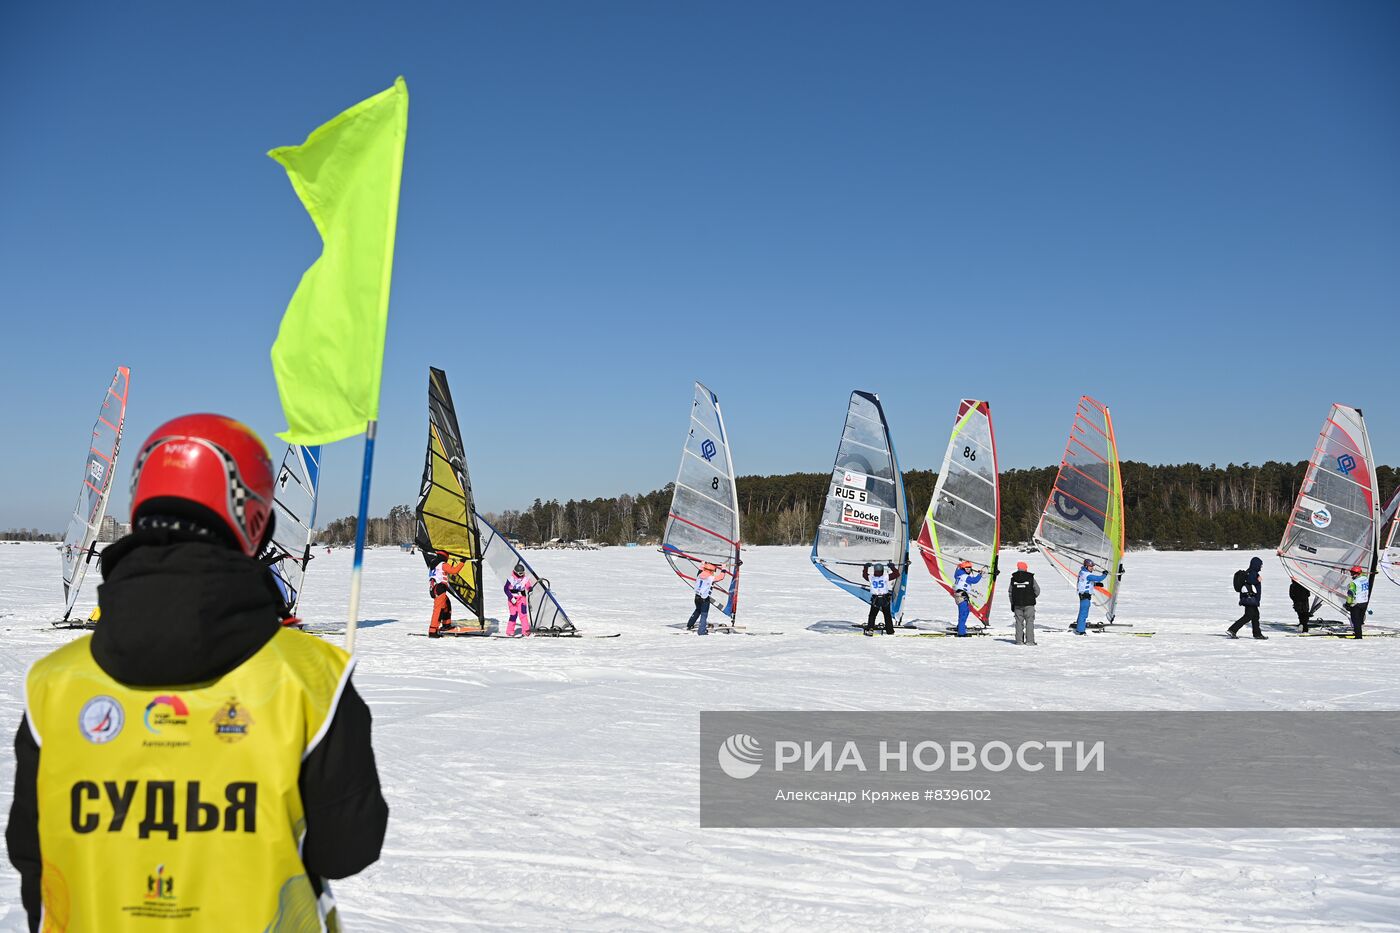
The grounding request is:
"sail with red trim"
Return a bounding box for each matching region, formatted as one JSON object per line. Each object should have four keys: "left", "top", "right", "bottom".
{"left": 60, "top": 366, "right": 131, "bottom": 620}
{"left": 1278, "top": 404, "right": 1381, "bottom": 614}
{"left": 1033, "top": 396, "right": 1125, "bottom": 622}
{"left": 662, "top": 382, "right": 742, "bottom": 620}
{"left": 811, "top": 390, "right": 911, "bottom": 614}
{"left": 1381, "top": 489, "right": 1400, "bottom": 587}
{"left": 916, "top": 400, "right": 1000, "bottom": 623}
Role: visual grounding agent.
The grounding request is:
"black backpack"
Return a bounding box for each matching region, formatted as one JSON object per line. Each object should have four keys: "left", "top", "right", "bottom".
{"left": 1232, "top": 569, "right": 1248, "bottom": 593}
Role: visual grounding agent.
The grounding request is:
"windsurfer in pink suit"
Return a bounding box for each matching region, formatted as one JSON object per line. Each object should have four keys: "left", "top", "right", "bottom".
{"left": 504, "top": 563, "right": 532, "bottom": 637}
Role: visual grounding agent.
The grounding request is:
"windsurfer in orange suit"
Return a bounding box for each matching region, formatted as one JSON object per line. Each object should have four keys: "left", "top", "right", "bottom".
{"left": 427, "top": 550, "right": 465, "bottom": 637}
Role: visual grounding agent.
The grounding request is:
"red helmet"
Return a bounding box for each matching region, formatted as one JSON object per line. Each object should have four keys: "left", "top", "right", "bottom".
{"left": 1350, "top": 565, "right": 1364, "bottom": 574}
{"left": 129, "top": 414, "right": 275, "bottom": 557}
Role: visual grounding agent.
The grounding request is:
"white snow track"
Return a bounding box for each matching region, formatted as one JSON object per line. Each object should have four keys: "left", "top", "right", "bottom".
{"left": 2, "top": 542, "right": 1398, "bottom": 931}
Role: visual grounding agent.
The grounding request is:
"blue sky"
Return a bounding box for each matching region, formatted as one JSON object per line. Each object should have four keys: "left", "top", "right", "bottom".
{"left": 1, "top": 1, "right": 1397, "bottom": 529}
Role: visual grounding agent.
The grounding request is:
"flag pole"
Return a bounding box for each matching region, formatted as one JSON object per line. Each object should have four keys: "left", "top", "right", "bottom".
{"left": 346, "top": 419, "right": 378, "bottom": 654}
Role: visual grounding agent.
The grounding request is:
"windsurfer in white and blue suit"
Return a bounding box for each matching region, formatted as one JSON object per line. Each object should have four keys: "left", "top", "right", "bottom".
{"left": 952, "top": 561, "right": 983, "bottom": 637}
{"left": 687, "top": 562, "right": 730, "bottom": 636}
{"left": 1074, "top": 559, "right": 1110, "bottom": 634}
{"left": 862, "top": 562, "right": 900, "bottom": 635}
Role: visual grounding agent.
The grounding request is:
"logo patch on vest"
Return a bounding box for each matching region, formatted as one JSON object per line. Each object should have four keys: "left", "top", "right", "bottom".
{"left": 79, "top": 695, "right": 125, "bottom": 744}
{"left": 211, "top": 698, "right": 254, "bottom": 743}
{"left": 144, "top": 695, "right": 189, "bottom": 734}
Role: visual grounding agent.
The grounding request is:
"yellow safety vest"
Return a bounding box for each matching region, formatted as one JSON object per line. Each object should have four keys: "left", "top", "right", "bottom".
{"left": 25, "top": 628, "right": 353, "bottom": 932}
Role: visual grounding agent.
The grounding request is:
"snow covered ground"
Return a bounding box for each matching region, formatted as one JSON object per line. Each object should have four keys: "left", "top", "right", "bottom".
{"left": 2, "top": 541, "right": 1399, "bottom": 931}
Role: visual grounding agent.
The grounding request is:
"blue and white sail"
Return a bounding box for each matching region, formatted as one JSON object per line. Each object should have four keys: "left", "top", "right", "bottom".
{"left": 662, "top": 382, "right": 742, "bottom": 620}
{"left": 475, "top": 511, "right": 575, "bottom": 634}
{"left": 811, "top": 390, "right": 910, "bottom": 615}
{"left": 267, "top": 444, "right": 322, "bottom": 614}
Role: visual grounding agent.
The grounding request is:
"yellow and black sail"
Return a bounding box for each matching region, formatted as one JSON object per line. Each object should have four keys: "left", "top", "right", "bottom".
{"left": 415, "top": 367, "right": 484, "bottom": 621}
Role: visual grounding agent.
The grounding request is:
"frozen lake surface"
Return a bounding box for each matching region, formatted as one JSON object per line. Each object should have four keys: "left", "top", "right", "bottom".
{"left": 2, "top": 541, "right": 1398, "bottom": 931}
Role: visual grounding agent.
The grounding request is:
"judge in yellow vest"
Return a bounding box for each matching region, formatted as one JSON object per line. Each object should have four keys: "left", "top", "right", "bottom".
{"left": 6, "top": 415, "right": 388, "bottom": 932}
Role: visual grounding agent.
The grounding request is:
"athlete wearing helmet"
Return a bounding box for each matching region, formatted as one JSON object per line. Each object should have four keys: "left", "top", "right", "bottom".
{"left": 504, "top": 562, "right": 534, "bottom": 637}
{"left": 951, "top": 560, "right": 984, "bottom": 637}
{"left": 861, "top": 562, "right": 900, "bottom": 635}
{"left": 1345, "top": 564, "right": 1370, "bottom": 638}
{"left": 426, "top": 549, "right": 467, "bottom": 637}
{"left": 5, "top": 414, "right": 388, "bottom": 931}
{"left": 687, "top": 562, "right": 731, "bottom": 635}
{"left": 1073, "top": 558, "right": 1110, "bottom": 635}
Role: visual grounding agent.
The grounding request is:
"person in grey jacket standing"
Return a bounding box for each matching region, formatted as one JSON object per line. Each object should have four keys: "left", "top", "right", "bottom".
{"left": 1007, "top": 560, "right": 1040, "bottom": 645}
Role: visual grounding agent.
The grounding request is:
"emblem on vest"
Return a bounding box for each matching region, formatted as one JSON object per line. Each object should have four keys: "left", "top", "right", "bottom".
{"left": 79, "top": 695, "right": 125, "bottom": 744}
{"left": 144, "top": 695, "right": 189, "bottom": 734}
{"left": 146, "top": 864, "right": 175, "bottom": 901}
{"left": 212, "top": 698, "right": 254, "bottom": 743}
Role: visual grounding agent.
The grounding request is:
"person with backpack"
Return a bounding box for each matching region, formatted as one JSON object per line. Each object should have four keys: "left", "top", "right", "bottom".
{"left": 1228, "top": 556, "right": 1266, "bottom": 639}
{"left": 862, "top": 562, "right": 900, "bottom": 635}
{"left": 1345, "top": 565, "right": 1370, "bottom": 639}
{"left": 1289, "top": 579, "right": 1315, "bottom": 632}
{"left": 1007, "top": 561, "right": 1040, "bottom": 645}
{"left": 5, "top": 414, "right": 387, "bottom": 932}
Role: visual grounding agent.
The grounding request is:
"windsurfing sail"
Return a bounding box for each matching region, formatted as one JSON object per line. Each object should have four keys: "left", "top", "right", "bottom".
{"left": 811, "top": 390, "right": 910, "bottom": 614}
{"left": 60, "top": 366, "right": 130, "bottom": 620}
{"left": 266, "top": 444, "right": 322, "bottom": 614}
{"left": 1278, "top": 404, "right": 1381, "bottom": 615}
{"left": 1033, "top": 396, "right": 1125, "bottom": 622}
{"left": 414, "top": 367, "right": 484, "bottom": 623}
{"left": 915, "top": 399, "right": 1000, "bottom": 623}
{"left": 1381, "top": 489, "right": 1400, "bottom": 587}
{"left": 661, "top": 382, "right": 742, "bottom": 619}
{"left": 476, "top": 512, "right": 575, "bottom": 634}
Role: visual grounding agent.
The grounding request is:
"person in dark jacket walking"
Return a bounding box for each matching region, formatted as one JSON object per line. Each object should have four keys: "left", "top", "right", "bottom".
{"left": 1289, "top": 579, "right": 1315, "bottom": 632}
{"left": 1227, "top": 556, "right": 1266, "bottom": 639}
{"left": 1007, "top": 561, "right": 1040, "bottom": 645}
{"left": 6, "top": 414, "right": 388, "bottom": 933}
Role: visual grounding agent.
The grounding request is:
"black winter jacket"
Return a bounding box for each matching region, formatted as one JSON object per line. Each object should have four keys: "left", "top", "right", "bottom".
{"left": 5, "top": 531, "right": 389, "bottom": 932}
{"left": 1238, "top": 557, "right": 1263, "bottom": 607}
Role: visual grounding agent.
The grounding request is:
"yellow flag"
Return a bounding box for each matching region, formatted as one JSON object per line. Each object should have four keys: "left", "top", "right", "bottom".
{"left": 269, "top": 77, "right": 408, "bottom": 445}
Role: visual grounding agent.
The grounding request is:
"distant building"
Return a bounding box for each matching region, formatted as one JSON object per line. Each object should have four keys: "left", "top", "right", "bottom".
{"left": 97, "top": 517, "right": 131, "bottom": 543}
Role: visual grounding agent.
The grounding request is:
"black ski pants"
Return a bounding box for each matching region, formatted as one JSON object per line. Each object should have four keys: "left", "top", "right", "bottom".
{"left": 867, "top": 594, "right": 894, "bottom": 633}
{"left": 1229, "top": 605, "right": 1262, "bottom": 637}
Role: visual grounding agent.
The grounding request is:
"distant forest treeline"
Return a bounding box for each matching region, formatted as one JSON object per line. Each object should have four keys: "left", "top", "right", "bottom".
{"left": 313, "top": 461, "right": 1400, "bottom": 551}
